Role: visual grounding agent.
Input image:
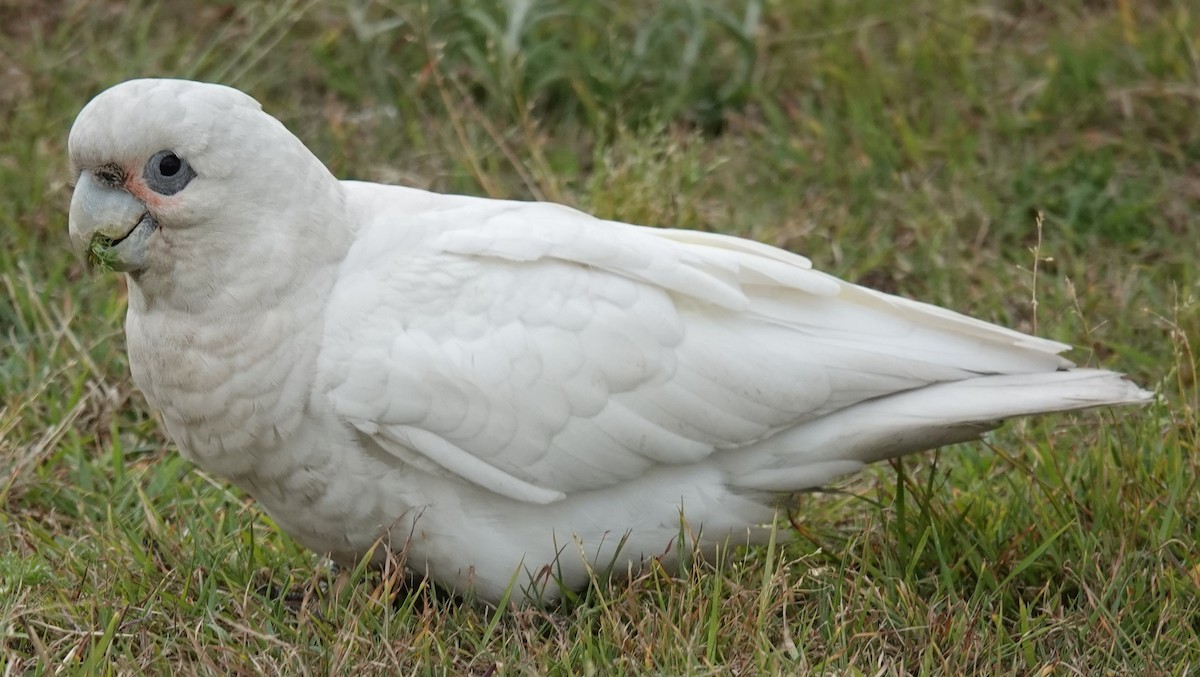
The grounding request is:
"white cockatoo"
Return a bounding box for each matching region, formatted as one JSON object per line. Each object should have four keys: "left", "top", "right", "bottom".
{"left": 67, "top": 79, "right": 1150, "bottom": 605}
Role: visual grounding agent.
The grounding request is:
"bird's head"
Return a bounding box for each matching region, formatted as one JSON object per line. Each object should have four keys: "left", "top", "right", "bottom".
{"left": 67, "top": 79, "right": 346, "bottom": 305}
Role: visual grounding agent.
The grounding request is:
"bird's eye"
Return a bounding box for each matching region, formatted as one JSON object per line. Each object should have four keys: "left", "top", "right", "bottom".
{"left": 143, "top": 149, "right": 195, "bottom": 195}
{"left": 159, "top": 153, "right": 181, "bottom": 177}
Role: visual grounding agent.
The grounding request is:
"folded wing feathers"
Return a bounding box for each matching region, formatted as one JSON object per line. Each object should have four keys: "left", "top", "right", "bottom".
{"left": 344, "top": 193, "right": 1148, "bottom": 502}
{"left": 378, "top": 424, "right": 567, "bottom": 504}
{"left": 440, "top": 205, "right": 1070, "bottom": 365}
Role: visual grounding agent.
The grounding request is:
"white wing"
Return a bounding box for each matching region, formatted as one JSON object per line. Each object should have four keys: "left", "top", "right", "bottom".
{"left": 317, "top": 185, "right": 1076, "bottom": 504}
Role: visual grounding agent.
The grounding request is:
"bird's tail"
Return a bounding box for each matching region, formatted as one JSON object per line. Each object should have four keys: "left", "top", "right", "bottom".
{"left": 726, "top": 369, "right": 1153, "bottom": 493}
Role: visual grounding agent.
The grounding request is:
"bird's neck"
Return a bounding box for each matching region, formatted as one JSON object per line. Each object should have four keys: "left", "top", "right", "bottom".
{"left": 122, "top": 172, "right": 350, "bottom": 471}
{"left": 124, "top": 264, "right": 336, "bottom": 465}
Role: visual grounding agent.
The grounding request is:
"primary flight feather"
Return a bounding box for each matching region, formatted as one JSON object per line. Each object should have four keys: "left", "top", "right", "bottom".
{"left": 67, "top": 79, "right": 1151, "bottom": 605}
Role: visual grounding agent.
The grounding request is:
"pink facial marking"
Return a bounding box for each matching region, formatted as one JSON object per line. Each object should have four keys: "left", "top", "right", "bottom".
{"left": 125, "top": 172, "right": 165, "bottom": 210}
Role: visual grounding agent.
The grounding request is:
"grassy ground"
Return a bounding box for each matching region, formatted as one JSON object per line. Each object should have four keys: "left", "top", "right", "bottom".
{"left": 2, "top": 0, "right": 1197, "bottom": 673}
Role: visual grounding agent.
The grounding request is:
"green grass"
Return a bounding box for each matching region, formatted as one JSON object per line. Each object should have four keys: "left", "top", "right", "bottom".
{"left": 2, "top": 0, "right": 1198, "bottom": 673}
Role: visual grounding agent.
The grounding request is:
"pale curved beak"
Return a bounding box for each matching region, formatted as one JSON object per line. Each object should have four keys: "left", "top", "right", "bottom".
{"left": 68, "top": 171, "right": 155, "bottom": 272}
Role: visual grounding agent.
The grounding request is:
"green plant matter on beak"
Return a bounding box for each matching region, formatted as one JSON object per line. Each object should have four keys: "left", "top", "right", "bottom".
{"left": 87, "top": 234, "right": 120, "bottom": 272}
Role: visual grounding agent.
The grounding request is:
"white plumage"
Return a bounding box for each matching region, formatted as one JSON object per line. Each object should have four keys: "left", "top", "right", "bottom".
{"left": 67, "top": 79, "right": 1151, "bottom": 605}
